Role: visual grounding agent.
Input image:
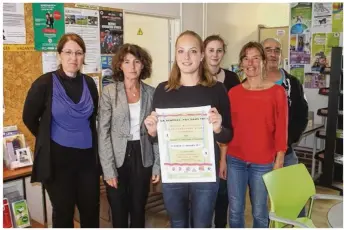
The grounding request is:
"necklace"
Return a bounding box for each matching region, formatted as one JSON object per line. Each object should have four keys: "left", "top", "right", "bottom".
{"left": 125, "top": 87, "right": 138, "bottom": 97}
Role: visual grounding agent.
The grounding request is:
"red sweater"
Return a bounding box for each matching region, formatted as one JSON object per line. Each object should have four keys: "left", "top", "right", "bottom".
{"left": 227, "top": 84, "right": 288, "bottom": 164}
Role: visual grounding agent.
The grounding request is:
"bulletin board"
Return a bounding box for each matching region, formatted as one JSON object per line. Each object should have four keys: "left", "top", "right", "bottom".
{"left": 3, "top": 3, "right": 40, "bottom": 149}
{"left": 3, "top": 3, "right": 123, "bottom": 151}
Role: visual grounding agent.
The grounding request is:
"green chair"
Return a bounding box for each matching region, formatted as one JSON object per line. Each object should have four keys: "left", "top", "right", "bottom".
{"left": 263, "top": 163, "right": 342, "bottom": 228}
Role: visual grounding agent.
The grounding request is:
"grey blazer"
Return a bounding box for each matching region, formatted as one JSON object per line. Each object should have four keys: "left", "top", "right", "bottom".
{"left": 98, "top": 81, "right": 160, "bottom": 181}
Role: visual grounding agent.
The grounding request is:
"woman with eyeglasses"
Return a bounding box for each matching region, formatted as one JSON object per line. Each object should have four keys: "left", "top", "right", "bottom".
{"left": 23, "top": 33, "right": 100, "bottom": 228}
{"left": 226, "top": 42, "right": 288, "bottom": 228}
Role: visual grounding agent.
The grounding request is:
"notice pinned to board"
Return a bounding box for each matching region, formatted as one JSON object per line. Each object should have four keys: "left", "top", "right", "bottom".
{"left": 276, "top": 29, "right": 285, "bottom": 36}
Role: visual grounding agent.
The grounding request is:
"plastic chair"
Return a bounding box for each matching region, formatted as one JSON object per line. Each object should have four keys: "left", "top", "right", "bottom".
{"left": 263, "top": 163, "right": 342, "bottom": 228}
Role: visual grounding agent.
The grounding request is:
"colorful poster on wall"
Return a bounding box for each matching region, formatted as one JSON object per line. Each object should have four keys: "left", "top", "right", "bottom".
{"left": 290, "top": 65, "right": 305, "bottom": 84}
{"left": 289, "top": 33, "right": 311, "bottom": 53}
{"left": 32, "top": 3, "right": 65, "bottom": 51}
{"left": 332, "top": 3, "right": 343, "bottom": 32}
{"left": 304, "top": 72, "right": 326, "bottom": 88}
{"left": 65, "top": 7, "right": 101, "bottom": 73}
{"left": 311, "top": 33, "right": 327, "bottom": 71}
{"left": 311, "top": 32, "right": 340, "bottom": 71}
{"left": 101, "top": 55, "right": 114, "bottom": 88}
{"left": 99, "top": 10, "right": 123, "bottom": 54}
{"left": 290, "top": 3, "right": 312, "bottom": 34}
{"left": 3, "top": 3, "right": 26, "bottom": 44}
{"left": 312, "top": 3, "right": 333, "bottom": 33}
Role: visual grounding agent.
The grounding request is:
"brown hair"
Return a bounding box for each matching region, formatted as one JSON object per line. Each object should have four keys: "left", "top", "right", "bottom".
{"left": 111, "top": 43, "right": 152, "bottom": 82}
{"left": 166, "top": 30, "right": 216, "bottom": 91}
{"left": 203, "top": 34, "right": 227, "bottom": 53}
{"left": 57, "top": 33, "right": 86, "bottom": 68}
{"left": 239, "top": 41, "right": 267, "bottom": 80}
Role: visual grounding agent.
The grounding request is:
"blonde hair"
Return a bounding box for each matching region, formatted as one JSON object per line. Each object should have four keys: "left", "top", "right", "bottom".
{"left": 166, "top": 30, "right": 216, "bottom": 91}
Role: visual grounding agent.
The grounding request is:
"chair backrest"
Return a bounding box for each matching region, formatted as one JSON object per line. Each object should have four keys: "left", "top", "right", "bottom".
{"left": 263, "top": 163, "right": 316, "bottom": 220}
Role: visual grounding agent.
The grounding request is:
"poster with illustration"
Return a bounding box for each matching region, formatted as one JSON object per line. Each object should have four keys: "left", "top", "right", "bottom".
{"left": 290, "top": 65, "right": 305, "bottom": 84}
{"left": 304, "top": 72, "right": 326, "bottom": 88}
{"left": 311, "top": 32, "right": 340, "bottom": 71}
{"left": 332, "top": 3, "right": 343, "bottom": 32}
{"left": 99, "top": 10, "right": 123, "bottom": 54}
{"left": 32, "top": 3, "right": 64, "bottom": 51}
{"left": 290, "top": 3, "right": 312, "bottom": 34}
{"left": 312, "top": 3, "right": 333, "bottom": 32}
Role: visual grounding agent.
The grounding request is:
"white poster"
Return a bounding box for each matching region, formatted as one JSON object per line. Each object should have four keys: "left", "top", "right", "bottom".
{"left": 3, "top": 3, "right": 26, "bottom": 44}
{"left": 42, "top": 52, "right": 59, "bottom": 74}
{"left": 156, "top": 106, "right": 216, "bottom": 183}
{"left": 312, "top": 3, "right": 333, "bottom": 33}
{"left": 65, "top": 7, "right": 101, "bottom": 74}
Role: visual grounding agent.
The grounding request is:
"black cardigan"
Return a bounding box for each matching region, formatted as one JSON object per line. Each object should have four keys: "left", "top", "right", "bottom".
{"left": 22, "top": 71, "right": 100, "bottom": 183}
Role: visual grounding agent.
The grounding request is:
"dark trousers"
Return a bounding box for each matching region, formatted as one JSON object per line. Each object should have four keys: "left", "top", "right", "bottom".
{"left": 214, "top": 178, "right": 229, "bottom": 227}
{"left": 105, "top": 140, "right": 152, "bottom": 228}
{"left": 44, "top": 141, "right": 100, "bottom": 228}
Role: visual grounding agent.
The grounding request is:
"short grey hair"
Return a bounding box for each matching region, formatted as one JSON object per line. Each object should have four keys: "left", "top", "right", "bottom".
{"left": 261, "top": 37, "right": 282, "bottom": 48}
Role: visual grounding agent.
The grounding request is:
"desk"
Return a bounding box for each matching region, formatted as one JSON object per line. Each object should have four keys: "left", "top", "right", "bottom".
{"left": 3, "top": 166, "right": 48, "bottom": 228}
{"left": 296, "top": 124, "right": 324, "bottom": 179}
{"left": 327, "top": 202, "right": 343, "bottom": 228}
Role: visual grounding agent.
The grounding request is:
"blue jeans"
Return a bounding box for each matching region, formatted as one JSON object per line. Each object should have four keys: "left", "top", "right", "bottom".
{"left": 283, "top": 147, "right": 306, "bottom": 217}
{"left": 162, "top": 181, "right": 219, "bottom": 228}
{"left": 227, "top": 155, "right": 273, "bottom": 228}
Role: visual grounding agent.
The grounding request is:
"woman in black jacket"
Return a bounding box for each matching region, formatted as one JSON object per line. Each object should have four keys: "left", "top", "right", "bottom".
{"left": 204, "top": 35, "right": 240, "bottom": 228}
{"left": 23, "top": 33, "right": 100, "bottom": 228}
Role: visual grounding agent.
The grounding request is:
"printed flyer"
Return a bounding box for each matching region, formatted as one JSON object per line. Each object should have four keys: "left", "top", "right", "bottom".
{"left": 99, "top": 10, "right": 123, "bottom": 54}
{"left": 32, "top": 3, "right": 65, "bottom": 51}
{"left": 290, "top": 3, "right": 312, "bottom": 34}
{"left": 290, "top": 65, "right": 305, "bottom": 84}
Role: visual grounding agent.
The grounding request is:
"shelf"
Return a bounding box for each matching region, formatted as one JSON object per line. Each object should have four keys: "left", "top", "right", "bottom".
{"left": 316, "top": 129, "right": 343, "bottom": 139}
{"left": 317, "top": 108, "right": 343, "bottom": 117}
{"left": 318, "top": 87, "right": 343, "bottom": 96}
{"left": 30, "top": 219, "right": 44, "bottom": 228}
{"left": 315, "top": 151, "right": 343, "bottom": 165}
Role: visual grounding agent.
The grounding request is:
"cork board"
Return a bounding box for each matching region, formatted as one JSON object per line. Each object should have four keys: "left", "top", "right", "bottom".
{"left": 3, "top": 4, "right": 42, "bottom": 150}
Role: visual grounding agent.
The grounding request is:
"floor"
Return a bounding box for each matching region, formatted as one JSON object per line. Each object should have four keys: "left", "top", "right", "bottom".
{"left": 72, "top": 185, "right": 342, "bottom": 228}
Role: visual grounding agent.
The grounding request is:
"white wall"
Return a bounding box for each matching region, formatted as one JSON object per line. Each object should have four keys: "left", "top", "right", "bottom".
{"left": 206, "top": 3, "right": 290, "bottom": 68}
{"left": 94, "top": 3, "right": 180, "bottom": 18}
{"left": 181, "top": 3, "right": 204, "bottom": 37}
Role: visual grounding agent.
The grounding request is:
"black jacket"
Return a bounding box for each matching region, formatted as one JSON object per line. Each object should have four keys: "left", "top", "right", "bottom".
{"left": 223, "top": 69, "right": 240, "bottom": 92}
{"left": 281, "top": 69, "right": 309, "bottom": 147}
{"left": 22, "top": 71, "right": 99, "bottom": 183}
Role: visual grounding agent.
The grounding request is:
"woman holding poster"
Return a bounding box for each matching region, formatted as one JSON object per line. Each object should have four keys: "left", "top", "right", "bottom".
{"left": 144, "top": 30, "right": 233, "bottom": 228}
{"left": 226, "top": 42, "right": 288, "bottom": 228}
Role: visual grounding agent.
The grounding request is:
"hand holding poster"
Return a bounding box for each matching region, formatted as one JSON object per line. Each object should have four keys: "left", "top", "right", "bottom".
{"left": 156, "top": 106, "right": 216, "bottom": 183}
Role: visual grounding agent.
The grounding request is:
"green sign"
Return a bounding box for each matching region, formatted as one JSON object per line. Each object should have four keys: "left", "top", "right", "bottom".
{"left": 32, "top": 3, "right": 65, "bottom": 51}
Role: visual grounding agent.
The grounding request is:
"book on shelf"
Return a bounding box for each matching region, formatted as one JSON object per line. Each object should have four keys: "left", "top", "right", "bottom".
{"left": 3, "top": 198, "right": 13, "bottom": 228}
{"left": 11, "top": 200, "right": 31, "bottom": 228}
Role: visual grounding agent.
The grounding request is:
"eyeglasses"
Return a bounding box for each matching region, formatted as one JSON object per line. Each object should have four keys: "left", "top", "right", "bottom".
{"left": 265, "top": 48, "right": 281, "bottom": 54}
{"left": 61, "top": 50, "right": 84, "bottom": 57}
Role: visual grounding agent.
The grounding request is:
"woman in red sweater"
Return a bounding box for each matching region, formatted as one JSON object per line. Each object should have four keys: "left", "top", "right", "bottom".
{"left": 226, "top": 42, "right": 288, "bottom": 228}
